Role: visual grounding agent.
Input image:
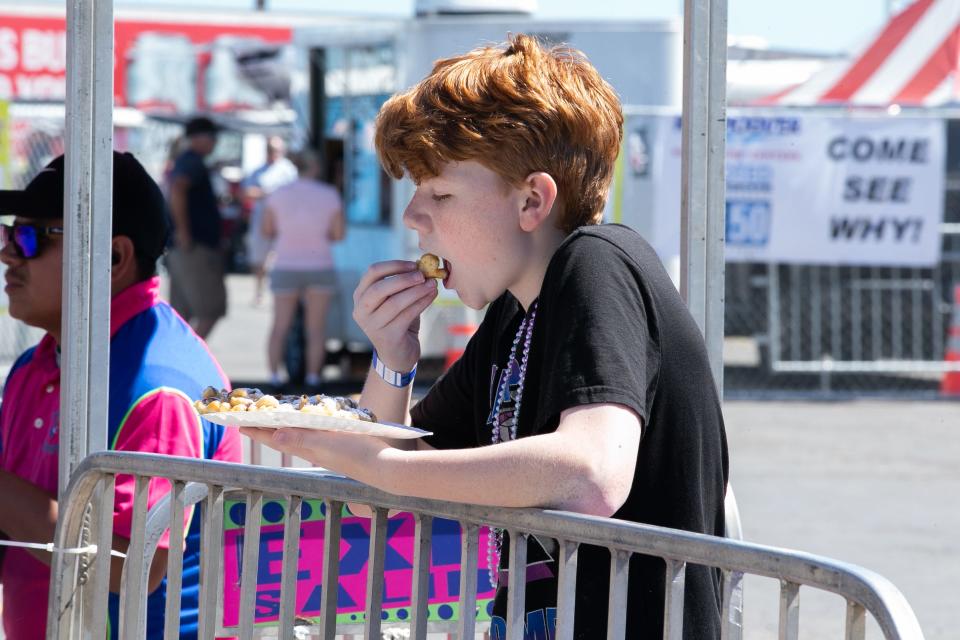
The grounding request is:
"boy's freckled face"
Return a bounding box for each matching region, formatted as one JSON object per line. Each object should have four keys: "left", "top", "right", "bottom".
{"left": 403, "top": 161, "right": 525, "bottom": 310}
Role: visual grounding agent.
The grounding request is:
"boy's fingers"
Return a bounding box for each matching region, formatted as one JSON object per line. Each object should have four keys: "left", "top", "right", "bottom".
{"left": 366, "top": 279, "right": 437, "bottom": 331}
{"left": 382, "top": 287, "right": 438, "bottom": 334}
{"left": 356, "top": 270, "right": 428, "bottom": 320}
{"left": 238, "top": 426, "right": 276, "bottom": 445}
{"left": 354, "top": 261, "right": 419, "bottom": 303}
{"left": 241, "top": 427, "right": 318, "bottom": 461}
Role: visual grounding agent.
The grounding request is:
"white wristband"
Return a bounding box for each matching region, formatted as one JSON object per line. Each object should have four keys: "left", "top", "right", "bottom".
{"left": 372, "top": 350, "right": 417, "bottom": 388}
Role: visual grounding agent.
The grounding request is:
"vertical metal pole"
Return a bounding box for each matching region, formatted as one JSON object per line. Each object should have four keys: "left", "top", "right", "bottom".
{"left": 680, "top": 6, "right": 739, "bottom": 639}
{"left": 60, "top": 0, "right": 114, "bottom": 499}
{"left": 769, "top": 264, "right": 782, "bottom": 366}
{"left": 681, "top": 0, "right": 728, "bottom": 394}
{"left": 680, "top": 0, "right": 708, "bottom": 332}
{"left": 853, "top": 268, "right": 863, "bottom": 361}
{"left": 790, "top": 266, "right": 801, "bottom": 360}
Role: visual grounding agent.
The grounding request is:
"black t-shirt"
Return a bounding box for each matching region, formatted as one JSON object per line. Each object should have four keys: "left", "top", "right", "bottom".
{"left": 411, "top": 224, "right": 729, "bottom": 639}
{"left": 171, "top": 149, "right": 221, "bottom": 248}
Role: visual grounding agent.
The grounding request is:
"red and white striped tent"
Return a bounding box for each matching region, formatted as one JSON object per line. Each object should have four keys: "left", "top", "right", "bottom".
{"left": 761, "top": 0, "right": 960, "bottom": 106}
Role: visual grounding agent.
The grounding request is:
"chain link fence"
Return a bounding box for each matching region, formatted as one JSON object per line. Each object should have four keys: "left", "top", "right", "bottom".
{"left": 723, "top": 123, "right": 960, "bottom": 397}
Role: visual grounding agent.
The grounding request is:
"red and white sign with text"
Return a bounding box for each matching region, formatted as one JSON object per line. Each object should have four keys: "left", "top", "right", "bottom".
{"left": 0, "top": 13, "right": 292, "bottom": 111}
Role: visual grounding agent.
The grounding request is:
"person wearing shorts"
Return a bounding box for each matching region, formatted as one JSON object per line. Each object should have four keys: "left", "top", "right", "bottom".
{"left": 262, "top": 148, "right": 345, "bottom": 388}
{"left": 166, "top": 116, "right": 226, "bottom": 339}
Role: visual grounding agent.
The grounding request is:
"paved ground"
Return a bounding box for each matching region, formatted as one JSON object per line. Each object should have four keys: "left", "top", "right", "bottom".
{"left": 201, "top": 273, "right": 277, "bottom": 383}
{"left": 725, "top": 401, "right": 959, "bottom": 639}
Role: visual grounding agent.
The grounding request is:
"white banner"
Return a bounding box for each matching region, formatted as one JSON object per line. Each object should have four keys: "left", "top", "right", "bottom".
{"left": 651, "top": 113, "right": 945, "bottom": 267}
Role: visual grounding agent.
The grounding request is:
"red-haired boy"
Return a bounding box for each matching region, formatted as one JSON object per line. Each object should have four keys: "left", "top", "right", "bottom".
{"left": 243, "top": 34, "right": 728, "bottom": 638}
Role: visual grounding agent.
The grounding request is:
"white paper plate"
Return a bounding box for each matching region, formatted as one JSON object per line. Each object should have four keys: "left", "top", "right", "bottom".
{"left": 200, "top": 411, "right": 432, "bottom": 439}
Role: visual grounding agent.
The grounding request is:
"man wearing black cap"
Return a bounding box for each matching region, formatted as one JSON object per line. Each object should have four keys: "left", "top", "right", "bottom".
{"left": 0, "top": 151, "right": 241, "bottom": 640}
{"left": 166, "top": 115, "right": 226, "bottom": 339}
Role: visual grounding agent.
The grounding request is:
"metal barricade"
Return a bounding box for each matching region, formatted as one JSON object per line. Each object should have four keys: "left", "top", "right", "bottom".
{"left": 49, "top": 452, "right": 924, "bottom": 640}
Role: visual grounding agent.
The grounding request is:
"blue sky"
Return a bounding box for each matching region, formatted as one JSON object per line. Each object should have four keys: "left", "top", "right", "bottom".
{"left": 336, "top": 0, "right": 896, "bottom": 53}
{"left": 18, "top": 0, "right": 904, "bottom": 53}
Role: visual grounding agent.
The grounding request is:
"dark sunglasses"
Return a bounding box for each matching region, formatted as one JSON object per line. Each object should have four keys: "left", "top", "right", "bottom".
{"left": 1, "top": 223, "right": 64, "bottom": 259}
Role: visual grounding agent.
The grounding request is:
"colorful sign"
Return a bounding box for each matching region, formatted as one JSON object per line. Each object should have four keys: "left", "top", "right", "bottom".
{"left": 221, "top": 499, "right": 497, "bottom": 628}
{"left": 0, "top": 13, "right": 292, "bottom": 111}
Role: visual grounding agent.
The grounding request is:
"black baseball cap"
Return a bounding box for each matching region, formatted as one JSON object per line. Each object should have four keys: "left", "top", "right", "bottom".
{"left": 0, "top": 151, "right": 170, "bottom": 265}
{"left": 184, "top": 116, "right": 220, "bottom": 137}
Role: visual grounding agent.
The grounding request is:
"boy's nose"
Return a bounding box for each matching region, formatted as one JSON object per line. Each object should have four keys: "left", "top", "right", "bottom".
{"left": 402, "top": 205, "right": 432, "bottom": 234}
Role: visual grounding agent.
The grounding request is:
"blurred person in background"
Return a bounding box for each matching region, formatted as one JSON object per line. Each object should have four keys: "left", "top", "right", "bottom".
{"left": 242, "top": 135, "right": 297, "bottom": 306}
{"left": 0, "top": 152, "right": 241, "bottom": 640}
{"left": 159, "top": 134, "right": 186, "bottom": 199}
{"left": 262, "top": 148, "right": 345, "bottom": 389}
{"left": 165, "top": 116, "right": 226, "bottom": 339}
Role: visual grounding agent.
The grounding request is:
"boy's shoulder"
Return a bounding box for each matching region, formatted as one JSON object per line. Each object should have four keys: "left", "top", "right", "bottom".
{"left": 556, "top": 224, "right": 660, "bottom": 272}
{"left": 548, "top": 224, "right": 681, "bottom": 305}
{"left": 566, "top": 223, "right": 648, "bottom": 248}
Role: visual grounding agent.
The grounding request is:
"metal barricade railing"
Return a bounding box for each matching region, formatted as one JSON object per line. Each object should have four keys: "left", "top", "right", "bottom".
{"left": 49, "top": 452, "right": 925, "bottom": 640}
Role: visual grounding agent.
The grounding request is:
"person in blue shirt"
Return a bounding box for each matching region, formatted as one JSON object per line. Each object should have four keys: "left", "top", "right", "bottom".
{"left": 166, "top": 116, "right": 226, "bottom": 339}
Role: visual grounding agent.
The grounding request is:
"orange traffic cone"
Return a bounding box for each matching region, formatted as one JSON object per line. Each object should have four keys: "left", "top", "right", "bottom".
{"left": 445, "top": 323, "right": 478, "bottom": 371}
{"left": 941, "top": 285, "right": 960, "bottom": 395}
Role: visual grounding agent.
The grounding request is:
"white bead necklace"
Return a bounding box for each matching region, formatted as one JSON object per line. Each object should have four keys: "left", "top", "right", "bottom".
{"left": 486, "top": 300, "right": 538, "bottom": 589}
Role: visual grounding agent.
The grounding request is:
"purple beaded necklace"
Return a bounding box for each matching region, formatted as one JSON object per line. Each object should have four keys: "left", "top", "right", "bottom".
{"left": 486, "top": 299, "right": 538, "bottom": 589}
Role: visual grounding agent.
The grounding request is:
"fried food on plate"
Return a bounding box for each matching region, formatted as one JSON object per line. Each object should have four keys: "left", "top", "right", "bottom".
{"left": 192, "top": 387, "right": 378, "bottom": 423}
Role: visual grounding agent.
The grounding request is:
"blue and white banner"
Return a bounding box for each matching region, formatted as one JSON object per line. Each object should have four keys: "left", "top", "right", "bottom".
{"left": 649, "top": 113, "right": 945, "bottom": 267}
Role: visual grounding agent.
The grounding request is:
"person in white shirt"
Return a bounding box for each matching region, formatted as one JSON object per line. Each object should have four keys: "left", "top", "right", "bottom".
{"left": 243, "top": 136, "right": 298, "bottom": 306}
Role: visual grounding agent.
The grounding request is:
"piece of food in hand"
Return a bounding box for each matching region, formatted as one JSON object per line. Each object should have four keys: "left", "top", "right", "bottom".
{"left": 192, "top": 387, "right": 378, "bottom": 423}
{"left": 416, "top": 253, "right": 448, "bottom": 279}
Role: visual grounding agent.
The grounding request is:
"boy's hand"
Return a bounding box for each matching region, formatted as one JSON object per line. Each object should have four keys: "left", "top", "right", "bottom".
{"left": 353, "top": 260, "right": 438, "bottom": 372}
{"left": 239, "top": 427, "right": 398, "bottom": 488}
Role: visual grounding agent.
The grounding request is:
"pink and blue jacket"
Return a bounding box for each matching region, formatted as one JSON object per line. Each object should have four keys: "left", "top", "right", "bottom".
{"left": 0, "top": 277, "right": 240, "bottom": 639}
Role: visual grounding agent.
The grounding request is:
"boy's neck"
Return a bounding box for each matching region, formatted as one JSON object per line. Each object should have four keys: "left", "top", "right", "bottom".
{"left": 510, "top": 224, "right": 568, "bottom": 312}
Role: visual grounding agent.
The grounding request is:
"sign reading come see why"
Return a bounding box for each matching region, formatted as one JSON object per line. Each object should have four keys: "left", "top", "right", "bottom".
{"left": 652, "top": 113, "right": 945, "bottom": 267}
{"left": 221, "top": 499, "right": 496, "bottom": 629}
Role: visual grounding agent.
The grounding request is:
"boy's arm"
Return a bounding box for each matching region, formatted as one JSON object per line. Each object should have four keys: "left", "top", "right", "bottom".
{"left": 328, "top": 206, "right": 346, "bottom": 242}
{"left": 168, "top": 175, "right": 192, "bottom": 250}
{"left": 351, "top": 259, "right": 439, "bottom": 449}
{"left": 0, "top": 470, "right": 59, "bottom": 561}
{"left": 243, "top": 402, "right": 640, "bottom": 516}
{"left": 0, "top": 470, "right": 168, "bottom": 592}
{"left": 356, "top": 364, "right": 430, "bottom": 451}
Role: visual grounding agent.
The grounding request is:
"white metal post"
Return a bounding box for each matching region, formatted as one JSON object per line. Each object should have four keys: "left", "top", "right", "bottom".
{"left": 59, "top": 0, "right": 114, "bottom": 499}
{"left": 681, "top": 0, "right": 727, "bottom": 393}
{"left": 681, "top": 10, "right": 741, "bottom": 639}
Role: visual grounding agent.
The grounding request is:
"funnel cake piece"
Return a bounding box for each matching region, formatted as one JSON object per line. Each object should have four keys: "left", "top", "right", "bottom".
{"left": 416, "top": 253, "right": 448, "bottom": 279}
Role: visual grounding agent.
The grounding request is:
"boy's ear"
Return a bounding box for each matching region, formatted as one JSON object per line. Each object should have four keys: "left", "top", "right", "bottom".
{"left": 110, "top": 235, "right": 137, "bottom": 285}
{"left": 518, "top": 172, "right": 558, "bottom": 232}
